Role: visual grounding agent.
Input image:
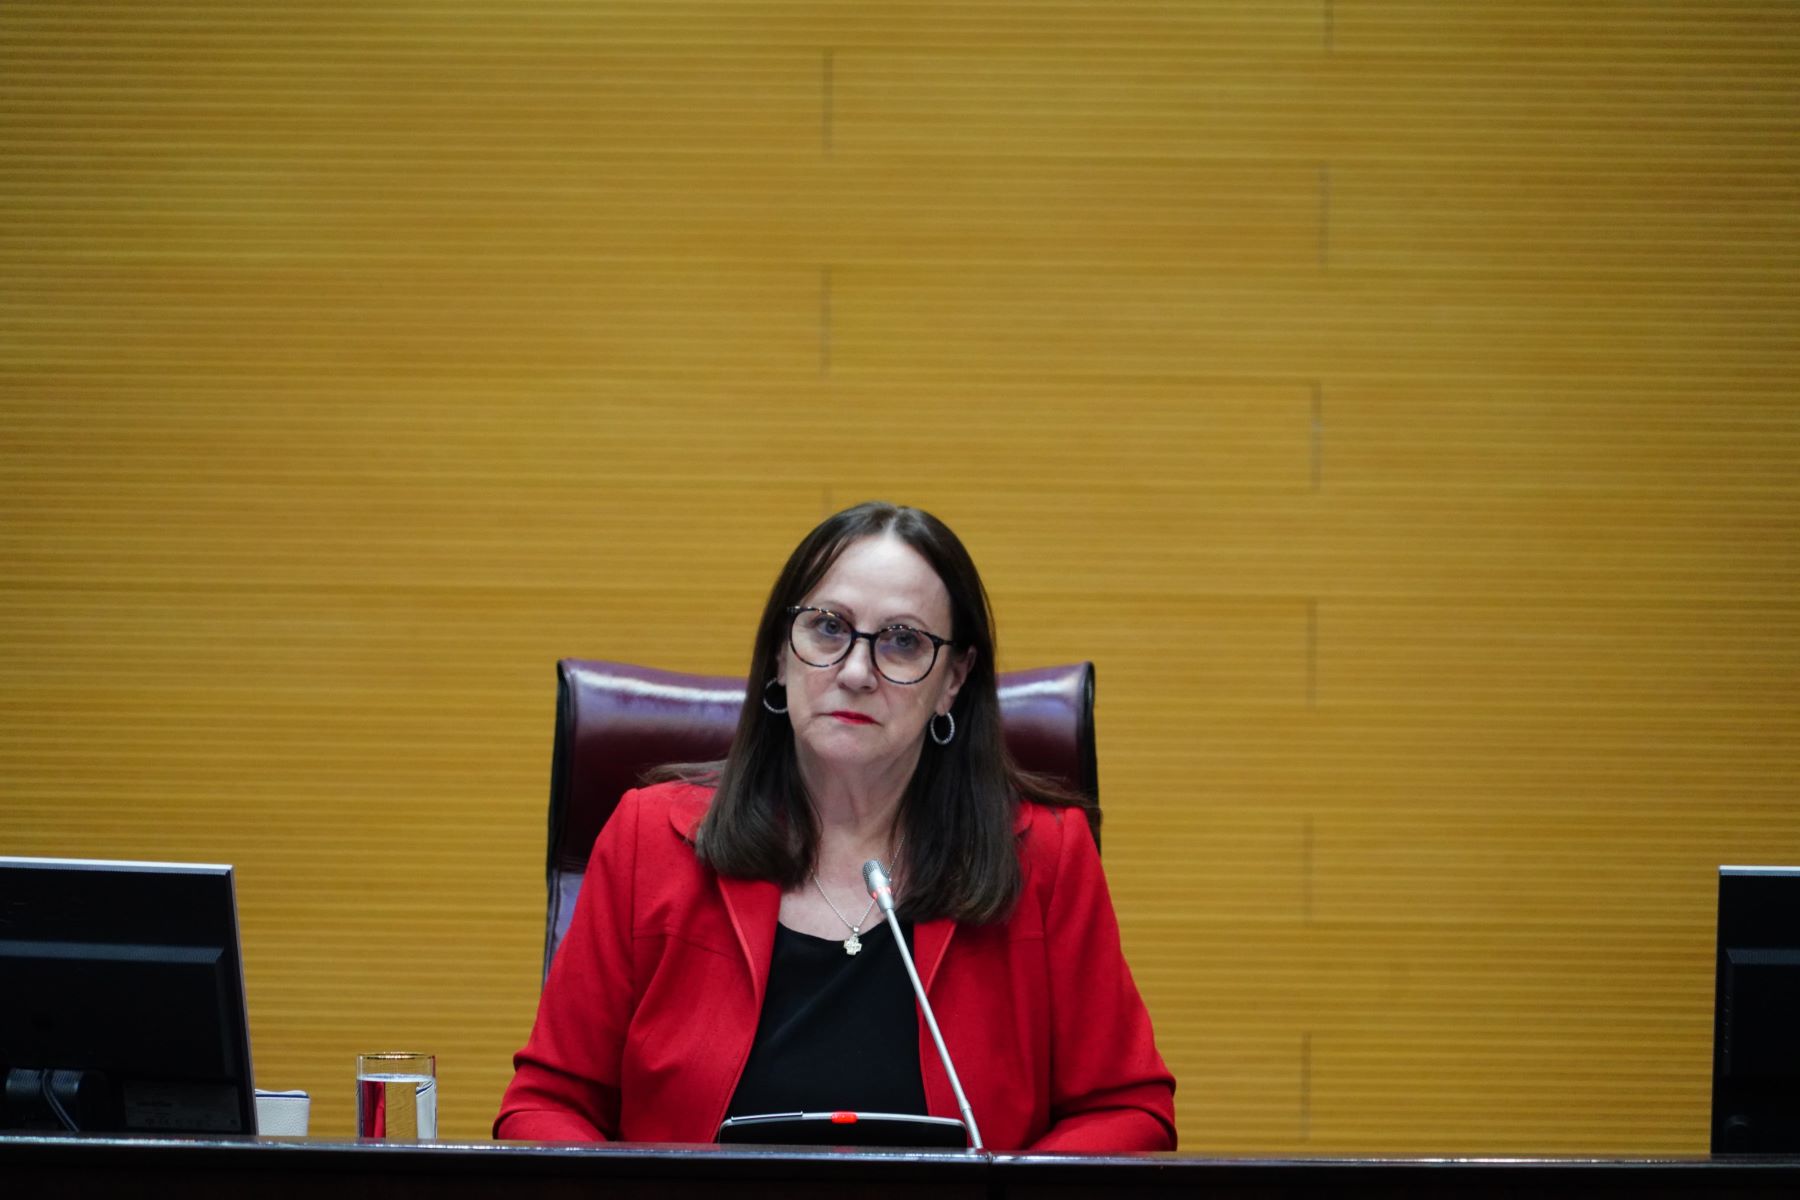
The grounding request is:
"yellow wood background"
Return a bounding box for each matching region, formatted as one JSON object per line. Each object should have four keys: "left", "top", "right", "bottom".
{"left": 3, "top": 1, "right": 1797, "bottom": 1151}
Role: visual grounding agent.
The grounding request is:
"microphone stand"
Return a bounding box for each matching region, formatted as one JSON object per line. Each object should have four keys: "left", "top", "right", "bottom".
{"left": 863, "top": 860, "right": 985, "bottom": 1151}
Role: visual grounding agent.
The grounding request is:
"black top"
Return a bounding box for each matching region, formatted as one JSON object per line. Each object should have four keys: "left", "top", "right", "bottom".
{"left": 724, "top": 919, "right": 927, "bottom": 1118}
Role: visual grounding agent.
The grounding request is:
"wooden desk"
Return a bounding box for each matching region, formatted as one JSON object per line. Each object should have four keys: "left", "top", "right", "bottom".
{"left": 6, "top": 1134, "right": 1800, "bottom": 1198}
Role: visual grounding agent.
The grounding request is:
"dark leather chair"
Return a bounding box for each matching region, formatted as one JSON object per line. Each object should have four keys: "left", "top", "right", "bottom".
{"left": 542, "top": 659, "right": 1099, "bottom": 978}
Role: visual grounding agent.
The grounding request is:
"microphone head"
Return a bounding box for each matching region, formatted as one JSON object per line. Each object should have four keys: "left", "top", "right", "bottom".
{"left": 862, "top": 859, "right": 898, "bottom": 914}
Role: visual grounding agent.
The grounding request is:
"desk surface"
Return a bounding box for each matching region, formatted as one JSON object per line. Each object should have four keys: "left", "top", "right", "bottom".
{"left": 6, "top": 1133, "right": 1800, "bottom": 1198}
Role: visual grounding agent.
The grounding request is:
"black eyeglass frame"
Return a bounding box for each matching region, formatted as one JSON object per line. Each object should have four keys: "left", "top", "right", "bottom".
{"left": 784, "top": 605, "right": 955, "bottom": 685}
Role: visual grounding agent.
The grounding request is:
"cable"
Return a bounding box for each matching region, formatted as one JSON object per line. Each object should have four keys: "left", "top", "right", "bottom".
{"left": 40, "top": 1070, "right": 82, "bottom": 1133}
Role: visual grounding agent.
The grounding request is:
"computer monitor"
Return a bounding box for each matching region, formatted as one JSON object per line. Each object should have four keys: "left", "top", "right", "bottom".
{"left": 0, "top": 856, "right": 257, "bottom": 1134}
{"left": 1711, "top": 865, "right": 1800, "bottom": 1154}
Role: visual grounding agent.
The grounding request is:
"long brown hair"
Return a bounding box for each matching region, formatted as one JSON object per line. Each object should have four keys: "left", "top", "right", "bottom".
{"left": 687, "top": 501, "right": 1089, "bottom": 924}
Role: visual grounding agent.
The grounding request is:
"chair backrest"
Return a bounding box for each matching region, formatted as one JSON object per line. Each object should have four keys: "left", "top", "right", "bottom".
{"left": 543, "top": 659, "right": 1099, "bottom": 977}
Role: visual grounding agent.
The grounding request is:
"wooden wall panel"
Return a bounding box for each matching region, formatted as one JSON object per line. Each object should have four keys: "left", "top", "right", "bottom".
{"left": 3, "top": 0, "right": 1798, "bottom": 1154}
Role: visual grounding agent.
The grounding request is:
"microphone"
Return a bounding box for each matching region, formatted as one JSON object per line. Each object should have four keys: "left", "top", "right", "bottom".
{"left": 863, "top": 859, "right": 985, "bottom": 1151}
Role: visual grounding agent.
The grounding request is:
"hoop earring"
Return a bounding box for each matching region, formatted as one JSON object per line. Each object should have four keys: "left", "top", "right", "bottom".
{"left": 929, "top": 710, "right": 955, "bottom": 745}
{"left": 761, "top": 679, "right": 788, "bottom": 715}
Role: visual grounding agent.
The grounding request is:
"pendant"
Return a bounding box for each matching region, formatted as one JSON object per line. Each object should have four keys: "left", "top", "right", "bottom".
{"left": 843, "top": 932, "right": 862, "bottom": 955}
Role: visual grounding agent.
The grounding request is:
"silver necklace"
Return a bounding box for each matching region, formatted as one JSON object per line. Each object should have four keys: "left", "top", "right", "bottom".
{"left": 810, "top": 875, "right": 879, "bottom": 956}
{"left": 810, "top": 840, "right": 903, "bottom": 956}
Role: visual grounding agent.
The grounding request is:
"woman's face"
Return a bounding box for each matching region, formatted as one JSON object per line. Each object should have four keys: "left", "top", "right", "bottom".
{"left": 777, "top": 533, "right": 973, "bottom": 792}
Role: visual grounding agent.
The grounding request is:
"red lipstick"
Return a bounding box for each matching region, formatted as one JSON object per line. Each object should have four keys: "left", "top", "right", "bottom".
{"left": 830, "top": 711, "right": 876, "bottom": 725}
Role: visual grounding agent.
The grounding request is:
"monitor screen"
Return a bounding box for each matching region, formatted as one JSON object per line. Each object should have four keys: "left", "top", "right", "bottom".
{"left": 1712, "top": 865, "right": 1800, "bottom": 1154}
{"left": 0, "top": 856, "right": 257, "bottom": 1134}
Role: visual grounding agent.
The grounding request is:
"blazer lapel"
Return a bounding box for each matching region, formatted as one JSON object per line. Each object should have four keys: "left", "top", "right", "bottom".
{"left": 717, "top": 873, "right": 780, "bottom": 1009}
{"left": 914, "top": 916, "right": 957, "bottom": 993}
{"left": 667, "top": 792, "right": 779, "bottom": 1008}
{"left": 917, "top": 801, "right": 1026, "bottom": 991}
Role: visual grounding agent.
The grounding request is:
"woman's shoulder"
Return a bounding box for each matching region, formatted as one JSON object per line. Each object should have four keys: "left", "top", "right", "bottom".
{"left": 1014, "top": 799, "right": 1101, "bottom": 867}
{"left": 1007, "top": 800, "right": 1107, "bottom": 927}
{"left": 1015, "top": 797, "right": 1096, "bottom": 833}
{"left": 618, "top": 778, "right": 716, "bottom": 844}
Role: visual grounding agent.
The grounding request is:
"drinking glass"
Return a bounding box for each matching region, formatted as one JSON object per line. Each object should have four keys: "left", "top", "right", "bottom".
{"left": 355, "top": 1052, "right": 437, "bottom": 1139}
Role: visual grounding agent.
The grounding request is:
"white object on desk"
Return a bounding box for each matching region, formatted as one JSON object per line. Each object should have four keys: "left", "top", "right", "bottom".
{"left": 253, "top": 1089, "right": 311, "bottom": 1135}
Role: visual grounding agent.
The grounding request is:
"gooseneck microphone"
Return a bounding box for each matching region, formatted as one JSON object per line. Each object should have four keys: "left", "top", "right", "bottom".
{"left": 862, "top": 859, "right": 985, "bottom": 1151}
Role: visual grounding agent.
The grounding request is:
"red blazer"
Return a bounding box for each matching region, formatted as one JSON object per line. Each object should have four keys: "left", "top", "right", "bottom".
{"left": 495, "top": 782, "right": 1176, "bottom": 1151}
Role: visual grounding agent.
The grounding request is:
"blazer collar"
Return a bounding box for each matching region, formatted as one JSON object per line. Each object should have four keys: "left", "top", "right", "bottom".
{"left": 669, "top": 789, "right": 710, "bottom": 840}
{"left": 669, "top": 789, "right": 1033, "bottom": 839}
{"left": 665, "top": 788, "right": 1026, "bottom": 997}
{"left": 668, "top": 789, "right": 1034, "bottom": 846}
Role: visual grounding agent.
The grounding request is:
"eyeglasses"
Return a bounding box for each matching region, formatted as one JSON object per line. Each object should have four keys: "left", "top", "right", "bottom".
{"left": 786, "top": 606, "right": 953, "bottom": 685}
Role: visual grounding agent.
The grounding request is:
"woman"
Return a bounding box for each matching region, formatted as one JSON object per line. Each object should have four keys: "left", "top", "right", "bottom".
{"left": 495, "top": 502, "right": 1175, "bottom": 1150}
